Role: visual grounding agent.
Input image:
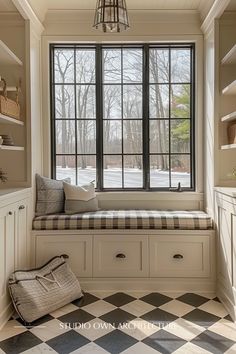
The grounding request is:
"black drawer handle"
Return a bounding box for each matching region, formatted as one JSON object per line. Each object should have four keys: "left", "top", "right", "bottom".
{"left": 173, "top": 254, "right": 184, "bottom": 259}
{"left": 116, "top": 253, "right": 126, "bottom": 259}
{"left": 8, "top": 211, "right": 12, "bottom": 215}
{"left": 19, "top": 205, "right": 25, "bottom": 210}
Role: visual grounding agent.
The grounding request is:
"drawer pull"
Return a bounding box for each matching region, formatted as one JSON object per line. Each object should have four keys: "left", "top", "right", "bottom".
{"left": 8, "top": 211, "right": 12, "bottom": 215}
{"left": 19, "top": 205, "right": 25, "bottom": 210}
{"left": 116, "top": 253, "right": 126, "bottom": 259}
{"left": 173, "top": 254, "right": 184, "bottom": 259}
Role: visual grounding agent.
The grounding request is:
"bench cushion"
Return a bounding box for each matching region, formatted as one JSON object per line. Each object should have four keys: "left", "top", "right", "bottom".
{"left": 33, "top": 210, "right": 212, "bottom": 231}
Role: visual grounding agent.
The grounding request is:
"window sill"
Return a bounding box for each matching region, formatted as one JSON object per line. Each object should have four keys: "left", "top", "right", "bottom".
{"left": 97, "top": 191, "right": 203, "bottom": 202}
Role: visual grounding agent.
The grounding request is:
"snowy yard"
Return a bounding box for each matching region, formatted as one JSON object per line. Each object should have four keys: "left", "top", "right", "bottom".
{"left": 57, "top": 167, "right": 190, "bottom": 188}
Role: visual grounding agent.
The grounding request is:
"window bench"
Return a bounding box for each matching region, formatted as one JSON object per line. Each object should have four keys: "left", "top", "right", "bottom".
{"left": 33, "top": 210, "right": 212, "bottom": 230}
{"left": 32, "top": 210, "right": 215, "bottom": 293}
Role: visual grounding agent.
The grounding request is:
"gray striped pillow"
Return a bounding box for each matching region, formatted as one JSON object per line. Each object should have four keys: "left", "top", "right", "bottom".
{"left": 35, "top": 174, "right": 71, "bottom": 216}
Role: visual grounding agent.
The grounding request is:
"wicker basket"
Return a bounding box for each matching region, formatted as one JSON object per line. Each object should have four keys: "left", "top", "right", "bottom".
{"left": 0, "top": 78, "right": 20, "bottom": 119}
{"left": 228, "top": 123, "right": 236, "bottom": 144}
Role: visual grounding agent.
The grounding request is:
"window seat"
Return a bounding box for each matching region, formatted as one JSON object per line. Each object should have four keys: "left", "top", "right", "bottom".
{"left": 33, "top": 210, "right": 212, "bottom": 231}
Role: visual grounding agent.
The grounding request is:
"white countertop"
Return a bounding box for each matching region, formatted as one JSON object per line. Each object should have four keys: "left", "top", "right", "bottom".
{"left": 0, "top": 188, "right": 31, "bottom": 199}
{"left": 0, "top": 188, "right": 25, "bottom": 196}
{"left": 215, "top": 187, "right": 236, "bottom": 198}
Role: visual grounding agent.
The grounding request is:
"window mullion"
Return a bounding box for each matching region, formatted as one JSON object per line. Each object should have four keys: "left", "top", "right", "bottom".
{"left": 50, "top": 44, "right": 56, "bottom": 179}
{"left": 96, "top": 45, "right": 103, "bottom": 191}
{"left": 74, "top": 47, "right": 78, "bottom": 185}
{"left": 121, "top": 47, "right": 124, "bottom": 189}
{"left": 190, "top": 44, "right": 195, "bottom": 190}
{"left": 168, "top": 48, "right": 172, "bottom": 189}
{"left": 143, "top": 44, "right": 150, "bottom": 190}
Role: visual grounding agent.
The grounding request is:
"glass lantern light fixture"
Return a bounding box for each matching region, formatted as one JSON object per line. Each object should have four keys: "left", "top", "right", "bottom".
{"left": 93, "top": 0, "right": 130, "bottom": 33}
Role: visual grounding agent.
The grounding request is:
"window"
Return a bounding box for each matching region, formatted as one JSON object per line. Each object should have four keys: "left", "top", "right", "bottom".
{"left": 51, "top": 44, "right": 195, "bottom": 190}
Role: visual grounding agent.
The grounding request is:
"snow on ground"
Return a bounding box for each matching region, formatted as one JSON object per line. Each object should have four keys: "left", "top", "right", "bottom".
{"left": 57, "top": 167, "right": 190, "bottom": 188}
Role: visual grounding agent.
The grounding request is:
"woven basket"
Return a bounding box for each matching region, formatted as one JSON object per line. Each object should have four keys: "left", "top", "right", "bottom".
{"left": 228, "top": 123, "right": 236, "bottom": 144}
{"left": 0, "top": 78, "right": 20, "bottom": 119}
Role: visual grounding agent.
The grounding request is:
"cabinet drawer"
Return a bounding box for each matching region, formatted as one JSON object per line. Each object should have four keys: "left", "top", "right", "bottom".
{"left": 150, "top": 235, "right": 210, "bottom": 278}
{"left": 36, "top": 235, "right": 92, "bottom": 278}
{"left": 93, "top": 235, "right": 149, "bottom": 277}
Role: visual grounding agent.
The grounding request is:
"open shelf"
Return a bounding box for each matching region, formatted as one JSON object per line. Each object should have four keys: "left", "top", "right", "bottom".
{"left": 0, "top": 145, "right": 24, "bottom": 151}
{"left": 222, "top": 44, "right": 236, "bottom": 65}
{"left": 0, "top": 87, "right": 19, "bottom": 92}
{"left": 0, "top": 40, "right": 23, "bottom": 66}
{"left": 0, "top": 113, "right": 23, "bottom": 126}
{"left": 221, "top": 111, "right": 236, "bottom": 123}
{"left": 221, "top": 144, "right": 236, "bottom": 150}
{"left": 222, "top": 80, "right": 236, "bottom": 95}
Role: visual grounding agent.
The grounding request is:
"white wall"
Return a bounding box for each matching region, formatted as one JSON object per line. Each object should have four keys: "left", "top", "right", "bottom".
{"left": 26, "top": 20, "right": 43, "bottom": 204}
{"left": 203, "top": 24, "right": 217, "bottom": 215}
{"left": 40, "top": 10, "right": 204, "bottom": 210}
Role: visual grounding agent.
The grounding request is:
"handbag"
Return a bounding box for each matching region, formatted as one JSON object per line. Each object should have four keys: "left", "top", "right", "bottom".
{"left": 0, "top": 78, "right": 20, "bottom": 119}
{"left": 8, "top": 255, "right": 83, "bottom": 323}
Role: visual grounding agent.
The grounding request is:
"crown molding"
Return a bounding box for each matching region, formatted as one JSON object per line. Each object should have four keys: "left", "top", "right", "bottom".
{"left": 12, "top": 0, "right": 44, "bottom": 34}
{"left": 201, "top": 0, "right": 231, "bottom": 33}
{"left": 45, "top": 9, "right": 200, "bottom": 25}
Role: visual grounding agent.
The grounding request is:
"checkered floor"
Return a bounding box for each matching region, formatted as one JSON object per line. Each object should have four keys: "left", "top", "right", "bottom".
{"left": 0, "top": 291, "right": 236, "bottom": 354}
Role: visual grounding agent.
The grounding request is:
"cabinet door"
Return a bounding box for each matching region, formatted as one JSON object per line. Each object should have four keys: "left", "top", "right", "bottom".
{"left": 232, "top": 214, "right": 236, "bottom": 290}
{"left": 0, "top": 206, "right": 15, "bottom": 322}
{"left": 36, "top": 235, "right": 93, "bottom": 278}
{"left": 150, "top": 235, "right": 210, "bottom": 278}
{"left": 93, "top": 235, "right": 149, "bottom": 277}
{"left": 217, "top": 205, "right": 232, "bottom": 288}
{"left": 15, "top": 199, "right": 30, "bottom": 269}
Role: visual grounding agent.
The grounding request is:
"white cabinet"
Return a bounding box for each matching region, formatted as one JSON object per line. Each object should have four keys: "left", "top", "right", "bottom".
{"left": 0, "top": 205, "right": 15, "bottom": 327}
{"left": 215, "top": 188, "right": 236, "bottom": 321}
{"left": 33, "top": 229, "right": 215, "bottom": 289}
{"left": 0, "top": 189, "right": 31, "bottom": 329}
{"left": 150, "top": 234, "right": 210, "bottom": 278}
{"left": 15, "top": 199, "right": 31, "bottom": 269}
{"left": 93, "top": 235, "right": 149, "bottom": 277}
{"left": 35, "top": 234, "right": 93, "bottom": 278}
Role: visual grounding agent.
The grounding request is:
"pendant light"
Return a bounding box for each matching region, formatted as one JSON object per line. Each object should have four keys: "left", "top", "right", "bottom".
{"left": 93, "top": 0, "right": 130, "bottom": 33}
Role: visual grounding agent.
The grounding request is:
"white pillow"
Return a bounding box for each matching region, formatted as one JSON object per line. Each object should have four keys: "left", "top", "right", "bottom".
{"left": 63, "top": 182, "right": 99, "bottom": 214}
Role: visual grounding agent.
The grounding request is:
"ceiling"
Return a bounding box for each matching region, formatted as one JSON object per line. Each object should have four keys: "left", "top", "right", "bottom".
{"left": 0, "top": 0, "right": 217, "bottom": 22}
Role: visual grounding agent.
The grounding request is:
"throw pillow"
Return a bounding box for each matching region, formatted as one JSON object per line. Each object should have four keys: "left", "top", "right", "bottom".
{"left": 63, "top": 181, "right": 99, "bottom": 214}
{"left": 35, "top": 174, "right": 71, "bottom": 216}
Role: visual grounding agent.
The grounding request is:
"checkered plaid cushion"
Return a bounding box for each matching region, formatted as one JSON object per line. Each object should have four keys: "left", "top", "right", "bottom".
{"left": 32, "top": 210, "right": 212, "bottom": 230}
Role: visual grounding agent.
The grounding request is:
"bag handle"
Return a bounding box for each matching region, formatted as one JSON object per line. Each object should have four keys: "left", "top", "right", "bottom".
{"left": 36, "top": 271, "right": 61, "bottom": 292}
{"left": 0, "top": 78, "right": 7, "bottom": 99}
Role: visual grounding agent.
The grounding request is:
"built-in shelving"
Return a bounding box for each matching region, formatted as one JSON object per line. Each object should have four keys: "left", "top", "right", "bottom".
{"left": 222, "top": 80, "right": 236, "bottom": 95}
{"left": 0, "top": 113, "right": 23, "bottom": 126}
{"left": 221, "top": 111, "right": 236, "bottom": 123}
{"left": 221, "top": 144, "right": 236, "bottom": 150}
{"left": 222, "top": 44, "right": 236, "bottom": 65}
{"left": 0, "top": 40, "right": 23, "bottom": 66}
{"left": 0, "top": 145, "right": 24, "bottom": 151}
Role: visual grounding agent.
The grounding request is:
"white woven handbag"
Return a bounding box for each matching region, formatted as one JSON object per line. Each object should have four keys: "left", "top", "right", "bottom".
{"left": 8, "top": 255, "right": 83, "bottom": 323}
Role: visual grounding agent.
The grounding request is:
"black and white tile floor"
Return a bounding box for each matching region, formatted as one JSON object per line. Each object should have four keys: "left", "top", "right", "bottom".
{"left": 0, "top": 291, "right": 236, "bottom": 354}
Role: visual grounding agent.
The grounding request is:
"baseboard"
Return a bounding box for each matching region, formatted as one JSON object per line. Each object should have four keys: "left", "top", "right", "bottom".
{"left": 80, "top": 278, "right": 216, "bottom": 293}
{"left": 0, "top": 303, "right": 14, "bottom": 331}
{"left": 217, "top": 282, "right": 236, "bottom": 322}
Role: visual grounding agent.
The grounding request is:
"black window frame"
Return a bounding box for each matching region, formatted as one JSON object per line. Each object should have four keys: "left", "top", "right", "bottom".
{"left": 50, "top": 43, "right": 195, "bottom": 191}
